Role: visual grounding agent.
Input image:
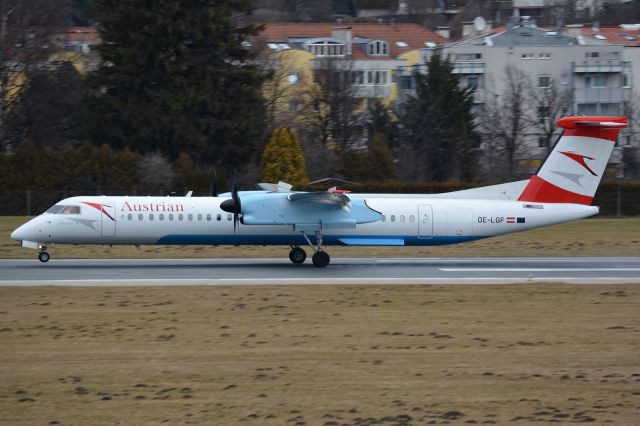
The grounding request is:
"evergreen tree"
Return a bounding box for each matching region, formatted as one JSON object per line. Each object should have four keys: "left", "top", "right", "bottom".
{"left": 261, "top": 128, "right": 308, "bottom": 187}
{"left": 401, "top": 50, "right": 480, "bottom": 182}
{"left": 87, "top": 0, "right": 267, "bottom": 172}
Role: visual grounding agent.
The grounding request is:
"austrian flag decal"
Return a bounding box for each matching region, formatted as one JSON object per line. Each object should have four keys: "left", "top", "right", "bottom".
{"left": 507, "top": 217, "right": 526, "bottom": 224}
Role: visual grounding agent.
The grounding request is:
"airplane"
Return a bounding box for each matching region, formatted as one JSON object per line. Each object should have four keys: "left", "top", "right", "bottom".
{"left": 11, "top": 115, "right": 627, "bottom": 267}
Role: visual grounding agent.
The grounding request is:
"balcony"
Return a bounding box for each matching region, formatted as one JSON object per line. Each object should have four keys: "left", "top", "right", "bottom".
{"left": 452, "top": 61, "right": 485, "bottom": 74}
{"left": 573, "top": 87, "right": 631, "bottom": 103}
{"left": 353, "top": 84, "right": 391, "bottom": 98}
{"left": 573, "top": 60, "right": 624, "bottom": 73}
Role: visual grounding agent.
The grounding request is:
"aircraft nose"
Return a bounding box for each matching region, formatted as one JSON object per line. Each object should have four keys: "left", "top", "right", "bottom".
{"left": 11, "top": 222, "right": 36, "bottom": 241}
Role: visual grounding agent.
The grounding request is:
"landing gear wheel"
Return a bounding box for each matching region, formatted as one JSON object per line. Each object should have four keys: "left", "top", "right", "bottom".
{"left": 312, "top": 251, "right": 330, "bottom": 268}
{"left": 289, "top": 247, "right": 307, "bottom": 264}
{"left": 38, "top": 251, "right": 50, "bottom": 263}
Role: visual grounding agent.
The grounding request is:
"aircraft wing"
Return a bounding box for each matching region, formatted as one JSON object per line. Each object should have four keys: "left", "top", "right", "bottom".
{"left": 288, "top": 188, "right": 351, "bottom": 209}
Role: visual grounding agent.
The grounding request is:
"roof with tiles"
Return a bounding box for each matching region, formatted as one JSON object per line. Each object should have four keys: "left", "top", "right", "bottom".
{"left": 254, "top": 22, "right": 447, "bottom": 60}
{"left": 576, "top": 25, "right": 640, "bottom": 47}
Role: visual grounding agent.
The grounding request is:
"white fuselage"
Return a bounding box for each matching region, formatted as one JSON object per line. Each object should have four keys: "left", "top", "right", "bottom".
{"left": 11, "top": 195, "right": 599, "bottom": 248}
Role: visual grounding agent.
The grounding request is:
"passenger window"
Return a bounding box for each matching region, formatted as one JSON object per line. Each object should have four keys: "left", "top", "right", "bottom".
{"left": 391, "top": 215, "right": 396, "bottom": 222}
{"left": 197, "top": 214, "right": 203, "bottom": 221}
{"left": 206, "top": 214, "right": 212, "bottom": 221}
{"left": 409, "top": 215, "right": 415, "bottom": 222}
{"left": 227, "top": 214, "right": 232, "bottom": 221}
{"left": 169, "top": 214, "right": 174, "bottom": 221}
{"left": 127, "top": 213, "right": 132, "bottom": 220}
{"left": 400, "top": 215, "right": 405, "bottom": 222}
{"left": 149, "top": 214, "right": 154, "bottom": 221}
{"left": 159, "top": 214, "right": 164, "bottom": 221}
{"left": 381, "top": 215, "right": 386, "bottom": 222}
{"left": 138, "top": 214, "right": 143, "bottom": 221}
{"left": 188, "top": 214, "right": 193, "bottom": 221}
{"left": 217, "top": 214, "right": 221, "bottom": 221}
{"left": 178, "top": 214, "right": 183, "bottom": 221}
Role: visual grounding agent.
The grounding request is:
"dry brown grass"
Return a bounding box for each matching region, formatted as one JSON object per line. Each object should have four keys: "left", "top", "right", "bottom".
{"left": 0, "top": 284, "right": 639, "bottom": 425}
{"left": 1, "top": 216, "right": 640, "bottom": 259}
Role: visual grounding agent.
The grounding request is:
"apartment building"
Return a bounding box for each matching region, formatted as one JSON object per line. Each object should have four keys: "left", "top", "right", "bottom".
{"left": 252, "top": 22, "right": 446, "bottom": 122}
{"left": 398, "top": 22, "right": 639, "bottom": 176}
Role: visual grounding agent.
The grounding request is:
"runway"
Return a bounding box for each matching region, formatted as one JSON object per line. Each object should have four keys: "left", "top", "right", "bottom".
{"left": 1, "top": 257, "right": 639, "bottom": 285}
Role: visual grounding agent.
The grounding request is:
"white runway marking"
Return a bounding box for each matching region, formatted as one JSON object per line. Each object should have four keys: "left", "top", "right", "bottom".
{"left": 0, "top": 277, "right": 638, "bottom": 286}
{"left": 439, "top": 268, "right": 640, "bottom": 272}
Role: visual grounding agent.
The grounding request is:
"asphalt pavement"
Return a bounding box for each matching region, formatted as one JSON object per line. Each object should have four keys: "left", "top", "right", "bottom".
{"left": 1, "top": 257, "right": 639, "bottom": 285}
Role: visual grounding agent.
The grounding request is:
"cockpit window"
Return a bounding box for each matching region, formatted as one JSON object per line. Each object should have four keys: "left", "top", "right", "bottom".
{"left": 61, "top": 205, "right": 80, "bottom": 214}
{"left": 45, "top": 205, "right": 64, "bottom": 214}
{"left": 45, "top": 205, "right": 80, "bottom": 214}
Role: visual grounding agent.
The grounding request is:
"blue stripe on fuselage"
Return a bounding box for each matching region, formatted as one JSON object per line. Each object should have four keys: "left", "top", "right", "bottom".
{"left": 155, "top": 234, "right": 484, "bottom": 246}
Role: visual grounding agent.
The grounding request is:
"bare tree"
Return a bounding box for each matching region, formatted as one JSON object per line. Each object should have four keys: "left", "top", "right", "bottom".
{"left": 137, "top": 153, "right": 176, "bottom": 195}
{"left": 261, "top": 51, "right": 314, "bottom": 131}
{"left": 531, "top": 77, "right": 572, "bottom": 155}
{"left": 480, "top": 66, "right": 534, "bottom": 179}
{"left": 303, "top": 57, "right": 366, "bottom": 151}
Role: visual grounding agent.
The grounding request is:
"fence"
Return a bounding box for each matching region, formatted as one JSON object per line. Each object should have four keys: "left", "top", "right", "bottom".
{"left": 1, "top": 181, "right": 639, "bottom": 217}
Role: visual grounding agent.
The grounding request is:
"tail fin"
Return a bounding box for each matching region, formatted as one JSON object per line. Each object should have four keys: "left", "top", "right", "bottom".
{"left": 518, "top": 116, "right": 628, "bottom": 205}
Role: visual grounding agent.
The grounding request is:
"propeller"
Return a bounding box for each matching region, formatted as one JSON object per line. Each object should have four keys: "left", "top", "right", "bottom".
{"left": 219, "top": 171, "right": 242, "bottom": 234}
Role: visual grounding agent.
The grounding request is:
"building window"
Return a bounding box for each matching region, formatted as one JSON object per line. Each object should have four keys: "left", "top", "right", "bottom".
{"left": 538, "top": 105, "right": 550, "bottom": 123}
{"left": 367, "top": 70, "right": 388, "bottom": 85}
{"left": 538, "top": 76, "right": 550, "bottom": 88}
{"left": 289, "top": 99, "right": 299, "bottom": 112}
{"left": 538, "top": 137, "right": 548, "bottom": 148}
{"left": 351, "top": 71, "right": 364, "bottom": 85}
{"left": 368, "top": 40, "right": 388, "bottom": 56}
{"left": 401, "top": 77, "right": 413, "bottom": 90}
{"left": 623, "top": 73, "right": 630, "bottom": 88}
{"left": 586, "top": 52, "right": 600, "bottom": 58}
{"left": 577, "top": 103, "right": 597, "bottom": 115}
{"left": 467, "top": 76, "right": 478, "bottom": 89}
{"left": 593, "top": 74, "right": 607, "bottom": 88}
{"left": 455, "top": 53, "right": 482, "bottom": 60}
{"left": 308, "top": 41, "right": 345, "bottom": 57}
{"left": 601, "top": 103, "right": 620, "bottom": 116}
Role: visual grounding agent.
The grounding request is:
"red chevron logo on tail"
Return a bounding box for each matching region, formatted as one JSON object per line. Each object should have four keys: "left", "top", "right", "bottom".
{"left": 559, "top": 151, "right": 597, "bottom": 176}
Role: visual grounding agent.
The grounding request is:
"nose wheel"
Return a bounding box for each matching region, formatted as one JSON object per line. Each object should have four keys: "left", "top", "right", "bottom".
{"left": 38, "top": 250, "right": 50, "bottom": 263}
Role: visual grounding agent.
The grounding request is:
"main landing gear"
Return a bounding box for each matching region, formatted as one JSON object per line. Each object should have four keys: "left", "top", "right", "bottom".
{"left": 287, "top": 231, "right": 331, "bottom": 268}
{"left": 38, "top": 247, "right": 50, "bottom": 263}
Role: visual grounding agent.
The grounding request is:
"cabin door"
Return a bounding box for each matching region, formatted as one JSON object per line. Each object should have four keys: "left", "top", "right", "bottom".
{"left": 100, "top": 202, "right": 116, "bottom": 237}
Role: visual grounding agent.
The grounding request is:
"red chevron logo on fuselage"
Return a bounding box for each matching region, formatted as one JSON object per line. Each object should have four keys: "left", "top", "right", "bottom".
{"left": 82, "top": 202, "right": 115, "bottom": 221}
{"left": 559, "top": 151, "right": 597, "bottom": 176}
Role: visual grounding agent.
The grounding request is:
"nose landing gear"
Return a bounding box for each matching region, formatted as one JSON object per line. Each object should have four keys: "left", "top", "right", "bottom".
{"left": 38, "top": 249, "right": 50, "bottom": 263}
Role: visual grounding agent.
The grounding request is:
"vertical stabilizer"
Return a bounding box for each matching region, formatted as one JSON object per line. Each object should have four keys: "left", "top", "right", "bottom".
{"left": 518, "top": 116, "right": 628, "bottom": 205}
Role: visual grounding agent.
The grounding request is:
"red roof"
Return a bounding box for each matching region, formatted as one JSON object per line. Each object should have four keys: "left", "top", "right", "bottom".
{"left": 578, "top": 26, "right": 640, "bottom": 47}
{"left": 66, "top": 27, "right": 101, "bottom": 45}
{"left": 255, "top": 22, "right": 446, "bottom": 59}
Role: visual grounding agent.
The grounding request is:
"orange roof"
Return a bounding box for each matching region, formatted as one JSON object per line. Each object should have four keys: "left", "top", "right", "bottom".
{"left": 578, "top": 26, "right": 640, "bottom": 47}
{"left": 66, "top": 27, "right": 101, "bottom": 45}
{"left": 255, "top": 22, "right": 446, "bottom": 59}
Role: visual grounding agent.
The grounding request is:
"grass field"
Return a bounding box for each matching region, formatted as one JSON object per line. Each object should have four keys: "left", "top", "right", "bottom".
{"left": 0, "top": 284, "right": 639, "bottom": 425}
{"left": 1, "top": 216, "right": 639, "bottom": 259}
